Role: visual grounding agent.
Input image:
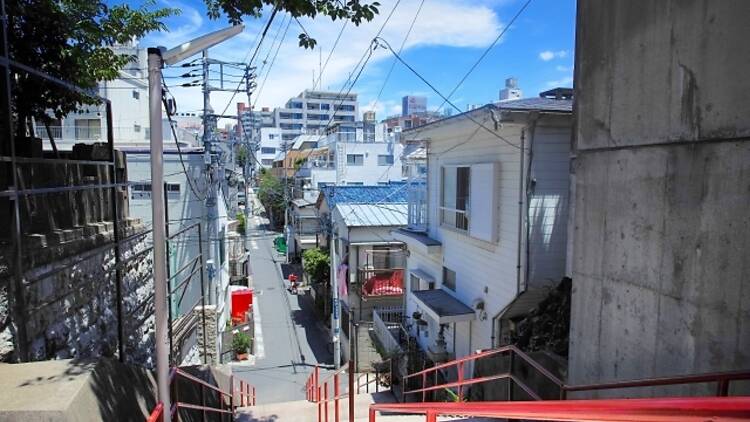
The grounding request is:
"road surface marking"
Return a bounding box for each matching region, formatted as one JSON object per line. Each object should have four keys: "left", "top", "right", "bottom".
{"left": 253, "top": 297, "right": 265, "bottom": 359}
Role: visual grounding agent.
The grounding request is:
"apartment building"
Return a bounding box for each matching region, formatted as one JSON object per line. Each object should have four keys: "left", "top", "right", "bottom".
{"left": 391, "top": 91, "right": 573, "bottom": 364}
{"left": 257, "top": 127, "right": 283, "bottom": 168}
{"left": 274, "top": 90, "right": 359, "bottom": 142}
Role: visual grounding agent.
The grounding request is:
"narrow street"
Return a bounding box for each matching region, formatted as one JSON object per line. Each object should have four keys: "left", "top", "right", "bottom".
{"left": 232, "top": 191, "right": 333, "bottom": 404}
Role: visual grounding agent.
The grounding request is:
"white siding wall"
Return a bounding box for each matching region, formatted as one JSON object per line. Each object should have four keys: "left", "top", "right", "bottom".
{"left": 337, "top": 142, "right": 404, "bottom": 185}
{"left": 424, "top": 120, "right": 526, "bottom": 353}
{"left": 527, "top": 125, "right": 572, "bottom": 287}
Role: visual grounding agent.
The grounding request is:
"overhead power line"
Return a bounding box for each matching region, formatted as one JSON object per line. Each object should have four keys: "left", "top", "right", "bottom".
{"left": 375, "top": 37, "right": 520, "bottom": 150}
{"left": 437, "top": 0, "right": 534, "bottom": 111}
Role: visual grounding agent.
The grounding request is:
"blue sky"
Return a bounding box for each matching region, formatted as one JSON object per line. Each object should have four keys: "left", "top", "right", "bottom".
{"left": 135, "top": 0, "right": 576, "bottom": 121}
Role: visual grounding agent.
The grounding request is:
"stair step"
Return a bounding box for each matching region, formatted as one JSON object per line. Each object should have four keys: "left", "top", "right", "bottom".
{"left": 234, "top": 392, "right": 487, "bottom": 421}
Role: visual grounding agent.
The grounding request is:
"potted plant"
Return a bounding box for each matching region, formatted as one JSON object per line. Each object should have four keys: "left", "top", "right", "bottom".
{"left": 233, "top": 332, "right": 251, "bottom": 361}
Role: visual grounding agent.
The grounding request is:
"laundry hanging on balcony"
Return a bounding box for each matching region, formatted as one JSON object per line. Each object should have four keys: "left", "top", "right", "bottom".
{"left": 362, "top": 270, "right": 404, "bottom": 297}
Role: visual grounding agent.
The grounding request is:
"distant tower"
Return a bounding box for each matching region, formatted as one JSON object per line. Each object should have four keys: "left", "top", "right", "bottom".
{"left": 499, "top": 77, "right": 522, "bottom": 101}
{"left": 363, "top": 110, "right": 376, "bottom": 122}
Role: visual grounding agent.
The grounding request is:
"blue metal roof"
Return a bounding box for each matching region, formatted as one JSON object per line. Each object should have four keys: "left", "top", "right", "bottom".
{"left": 321, "top": 183, "right": 408, "bottom": 209}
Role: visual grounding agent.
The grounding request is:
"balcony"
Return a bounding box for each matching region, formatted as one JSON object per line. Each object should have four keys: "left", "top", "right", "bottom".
{"left": 358, "top": 268, "right": 405, "bottom": 297}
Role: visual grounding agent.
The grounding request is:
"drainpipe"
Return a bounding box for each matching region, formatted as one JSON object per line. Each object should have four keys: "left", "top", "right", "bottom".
{"left": 515, "top": 127, "right": 525, "bottom": 297}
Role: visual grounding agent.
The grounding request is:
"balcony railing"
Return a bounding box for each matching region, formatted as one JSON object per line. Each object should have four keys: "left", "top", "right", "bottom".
{"left": 440, "top": 206, "right": 468, "bottom": 231}
{"left": 358, "top": 268, "right": 405, "bottom": 297}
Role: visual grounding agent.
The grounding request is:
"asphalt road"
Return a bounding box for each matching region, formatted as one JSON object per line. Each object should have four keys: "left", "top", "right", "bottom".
{"left": 232, "top": 200, "right": 334, "bottom": 405}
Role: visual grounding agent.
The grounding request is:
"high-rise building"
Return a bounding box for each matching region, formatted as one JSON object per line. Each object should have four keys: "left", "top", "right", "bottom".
{"left": 499, "top": 77, "right": 523, "bottom": 101}
{"left": 402, "top": 95, "right": 427, "bottom": 116}
{"left": 273, "top": 89, "right": 359, "bottom": 142}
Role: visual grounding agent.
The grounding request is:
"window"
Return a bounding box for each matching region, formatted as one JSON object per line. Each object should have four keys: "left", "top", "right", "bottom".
{"left": 443, "top": 267, "right": 456, "bottom": 291}
{"left": 410, "top": 272, "right": 435, "bottom": 291}
{"left": 378, "top": 154, "right": 394, "bottom": 166}
{"left": 346, "top": 154, "right": 364, "bottom": 166}
{"left": 279, "top": 112, "right": 303, "bottom": 120}
{"left": 166, "top": 183, "right": 180, "bottom": 193}
{"left": 279, "top": 123, "right": 303, "bottom": 130}
{"left": 261, "top": 159, "right": 273, "bottom": 166}
{"left": 130, "top": 182, "right": 151, "bottom": 199}
{"left": 144, "top": 127, "right": 150, "bottom": 139}
{"left": 289, "top": 102, "right": 303, "bottom": 109}
{"left": 74, "top": 118, "right": 101, "bottom": 140}
{"left": 268, "top": 134, "right": 276, "bottom": 139}
{"left": 345, "top": 181, "right": 364, "bottom": 185}
{"left": 333, "top": 115, "right": 355, "bottom": 122}
{"left": 440, "top": 166, "right": 470, "bottom": 231}
{"left": 320, "top": 103, "right": 331, "bottom": 110}
{"left": 335, "top": 104, "right": 355, "bottom": 112}
{"left": 134, "top": 124, "right": 141, "bottom": 133}
{"left": 261, "top": 147, "right": 276, "bottom": 154}
{"left": 132, "top": 90, "right": 140, "bottom": 99}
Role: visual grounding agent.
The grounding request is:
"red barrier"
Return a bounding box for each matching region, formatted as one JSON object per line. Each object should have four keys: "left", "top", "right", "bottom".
{"left": 145, "top": 402, "right": 163, "bottom": 422}
{"left": 369, "top": 396, "right": 750, "bottom": 422}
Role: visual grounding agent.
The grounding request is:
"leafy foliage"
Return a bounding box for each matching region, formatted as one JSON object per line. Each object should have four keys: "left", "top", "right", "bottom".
{"left": 236, "top": 212, "right": 246, "bottom": 234}
{"left": 7, "top": 0, "right": 175, "bottom": 133}
{"left": 203, "top": 0, "right": 380, "bottom": 49}
{"left": 257, "top": 171, "right": 286, "bottom": 227}
{"left": 232, "top": 331, "right": 251, "bottom": 354}
{"left": 302, "top": 247, "right": 330, "bottom": 284}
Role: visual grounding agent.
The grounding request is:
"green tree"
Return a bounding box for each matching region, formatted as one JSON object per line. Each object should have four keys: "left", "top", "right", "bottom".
{"left": 302, "top": 248, "right": 330, "bottom": 284}
{"left": 6, "top": 0, "right": 175, "bottom": 137}
{"left": 236, "top": 212, "right": 246, "bottom": 234}
{"left": 205, "top": 0, "right": 380, "bottom": 48}
{"left": 257, "top": 171, "right": 285, "bottom": 227}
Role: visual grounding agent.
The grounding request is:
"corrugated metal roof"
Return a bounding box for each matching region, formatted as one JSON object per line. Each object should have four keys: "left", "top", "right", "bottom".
{"left": 335, "top": 203, "right": 407, "bottom": 227}
{"left": 496, "top": 97, "right": 573, "bottom": 112}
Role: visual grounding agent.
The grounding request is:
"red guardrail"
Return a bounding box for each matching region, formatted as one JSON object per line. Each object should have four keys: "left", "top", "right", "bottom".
{"left": 368, "top": 396, "right": 750, "bottom": 422}
{"left": 402, "top": 345, "right": 750, "bottom": 402}
{"left": 145, "top": 402, "right": 164, "bottom": 422}
{"left": 306, "top": 361, "right": 355, "bottom": 422}
{"left": 145, "top": 367, "right": 257, "bottom": 421}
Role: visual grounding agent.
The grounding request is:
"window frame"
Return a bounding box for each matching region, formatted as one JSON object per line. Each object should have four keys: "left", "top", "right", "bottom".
{"left": 377, "top": 154, "right": 394, "bottom": 166}
{"left": 440, "top": 165, "right": 471, "bottom": 231}
{"left": 442, "top": 266, "right": 456, "bottom": 291}
{"left": 346, "top": 154, "right": 364, "bottom": 166}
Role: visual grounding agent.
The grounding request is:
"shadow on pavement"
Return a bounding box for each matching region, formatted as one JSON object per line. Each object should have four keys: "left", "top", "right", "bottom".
{"left": 290, "top": 290, "right": 334, "bottom": 366}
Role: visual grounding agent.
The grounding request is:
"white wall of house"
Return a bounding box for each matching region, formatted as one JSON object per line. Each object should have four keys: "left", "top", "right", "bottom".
{"left": 401, "top": 108, "right": 572, "bottom": 358}
{"left": 258, "top": 127, "right": 282, "bottom": 168}
{"left": 335, "top": 141, "right": 404, "bottom": 185}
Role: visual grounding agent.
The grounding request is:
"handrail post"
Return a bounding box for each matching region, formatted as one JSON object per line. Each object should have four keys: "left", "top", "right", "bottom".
{"left": 334, "top": 373, "right": 340, "bottom": 422}
{"left": 425, "top": 410, "right": 437, "bottom": 422}
{"left": 252, "top": 385, "right": 256, "bottom": 406}
{"left": 717, "top": 379, "right": 730, "bottom": 396}
{"left": 230, "top": 374, "right": 235, "bottom": 413}
{"left": 318, "top": 386, "right": 322, "bottom": 422}
{"left": 315, "top": 365, "right": 320, "bottom": 401}
{"left": 508, "top": 351, "right": 514, "bottom": 401}
{"left": 368, "top": 407, "right": 376, "bottom": 422}
{"left": 348, "top": 360, "right": 355, "bottom": 422}
{"left": 457, "top": 361, "right": 464, "bottom": 402}
{"left": 421, "top": 373, "right": 426, "bottom": 402}
{"left": 239, "top": 380, "right": 245, "bottom": 407}
{"left": 324, "top": 382, "right": 329, "bottom": 422}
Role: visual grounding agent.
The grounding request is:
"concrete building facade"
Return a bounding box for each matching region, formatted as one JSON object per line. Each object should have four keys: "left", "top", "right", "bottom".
{"left": 273, "top": 90, "right": 359, "bottom": 142}
{"left": 568, "top": 0, "right": 750, "bottom": 390}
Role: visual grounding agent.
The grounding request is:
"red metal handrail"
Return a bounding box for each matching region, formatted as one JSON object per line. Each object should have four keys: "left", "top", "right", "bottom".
{"left": 145, "top": 367, "right": 257, "bottom": 421}
{"left": 402, "top": 344, "right": 750, "bottom": 402}
{"left": 145, "top": 402, "right": 163, "bottom": 422}
{"left": 368, "top": 396, "right": 750, "bottom": 422}
{"left": 306, "top": 361, "right": 355, "bottom": 422}
{"left": 402, "top": 344, "right": 563, "bottom": 401}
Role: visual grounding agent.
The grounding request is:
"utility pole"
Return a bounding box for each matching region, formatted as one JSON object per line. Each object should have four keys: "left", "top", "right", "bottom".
{"left": 243, "top": 65, "right": 255, "bottom": 270}
{"left": 147, "top": 47, "right": 171, "bottom": 421}
{"left": 331, "top": 233, "right": 341, "bottom": 368}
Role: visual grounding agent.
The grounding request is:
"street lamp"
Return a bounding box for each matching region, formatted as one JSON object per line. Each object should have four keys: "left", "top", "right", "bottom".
{"left": 147, "top": 24, "right": 243, "bottom": 421}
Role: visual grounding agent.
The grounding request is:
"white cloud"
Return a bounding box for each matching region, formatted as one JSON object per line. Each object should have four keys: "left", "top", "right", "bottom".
{"left": 144, "top": 0, "right": 504, "bottom": 124}
{"left": 539, "top": 50, "right": 568, "bottom": 61}
{"left": 555, "top": 65, "right": 572, "bottom": 72}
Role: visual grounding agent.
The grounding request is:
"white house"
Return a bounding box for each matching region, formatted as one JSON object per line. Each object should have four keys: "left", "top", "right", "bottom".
{"left": 393, "top": 91, "right": 573, "bottom": 363}
{"left": 256, "top": 127, "right": 282, "bottom": 169}
{"left": 295, "top": 125, "right": 404, "bottom": 203}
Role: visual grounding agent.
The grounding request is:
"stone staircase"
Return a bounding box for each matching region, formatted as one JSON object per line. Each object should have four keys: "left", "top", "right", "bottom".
{"left": 234, "top": 391, "right": 472, "bottom": 421}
